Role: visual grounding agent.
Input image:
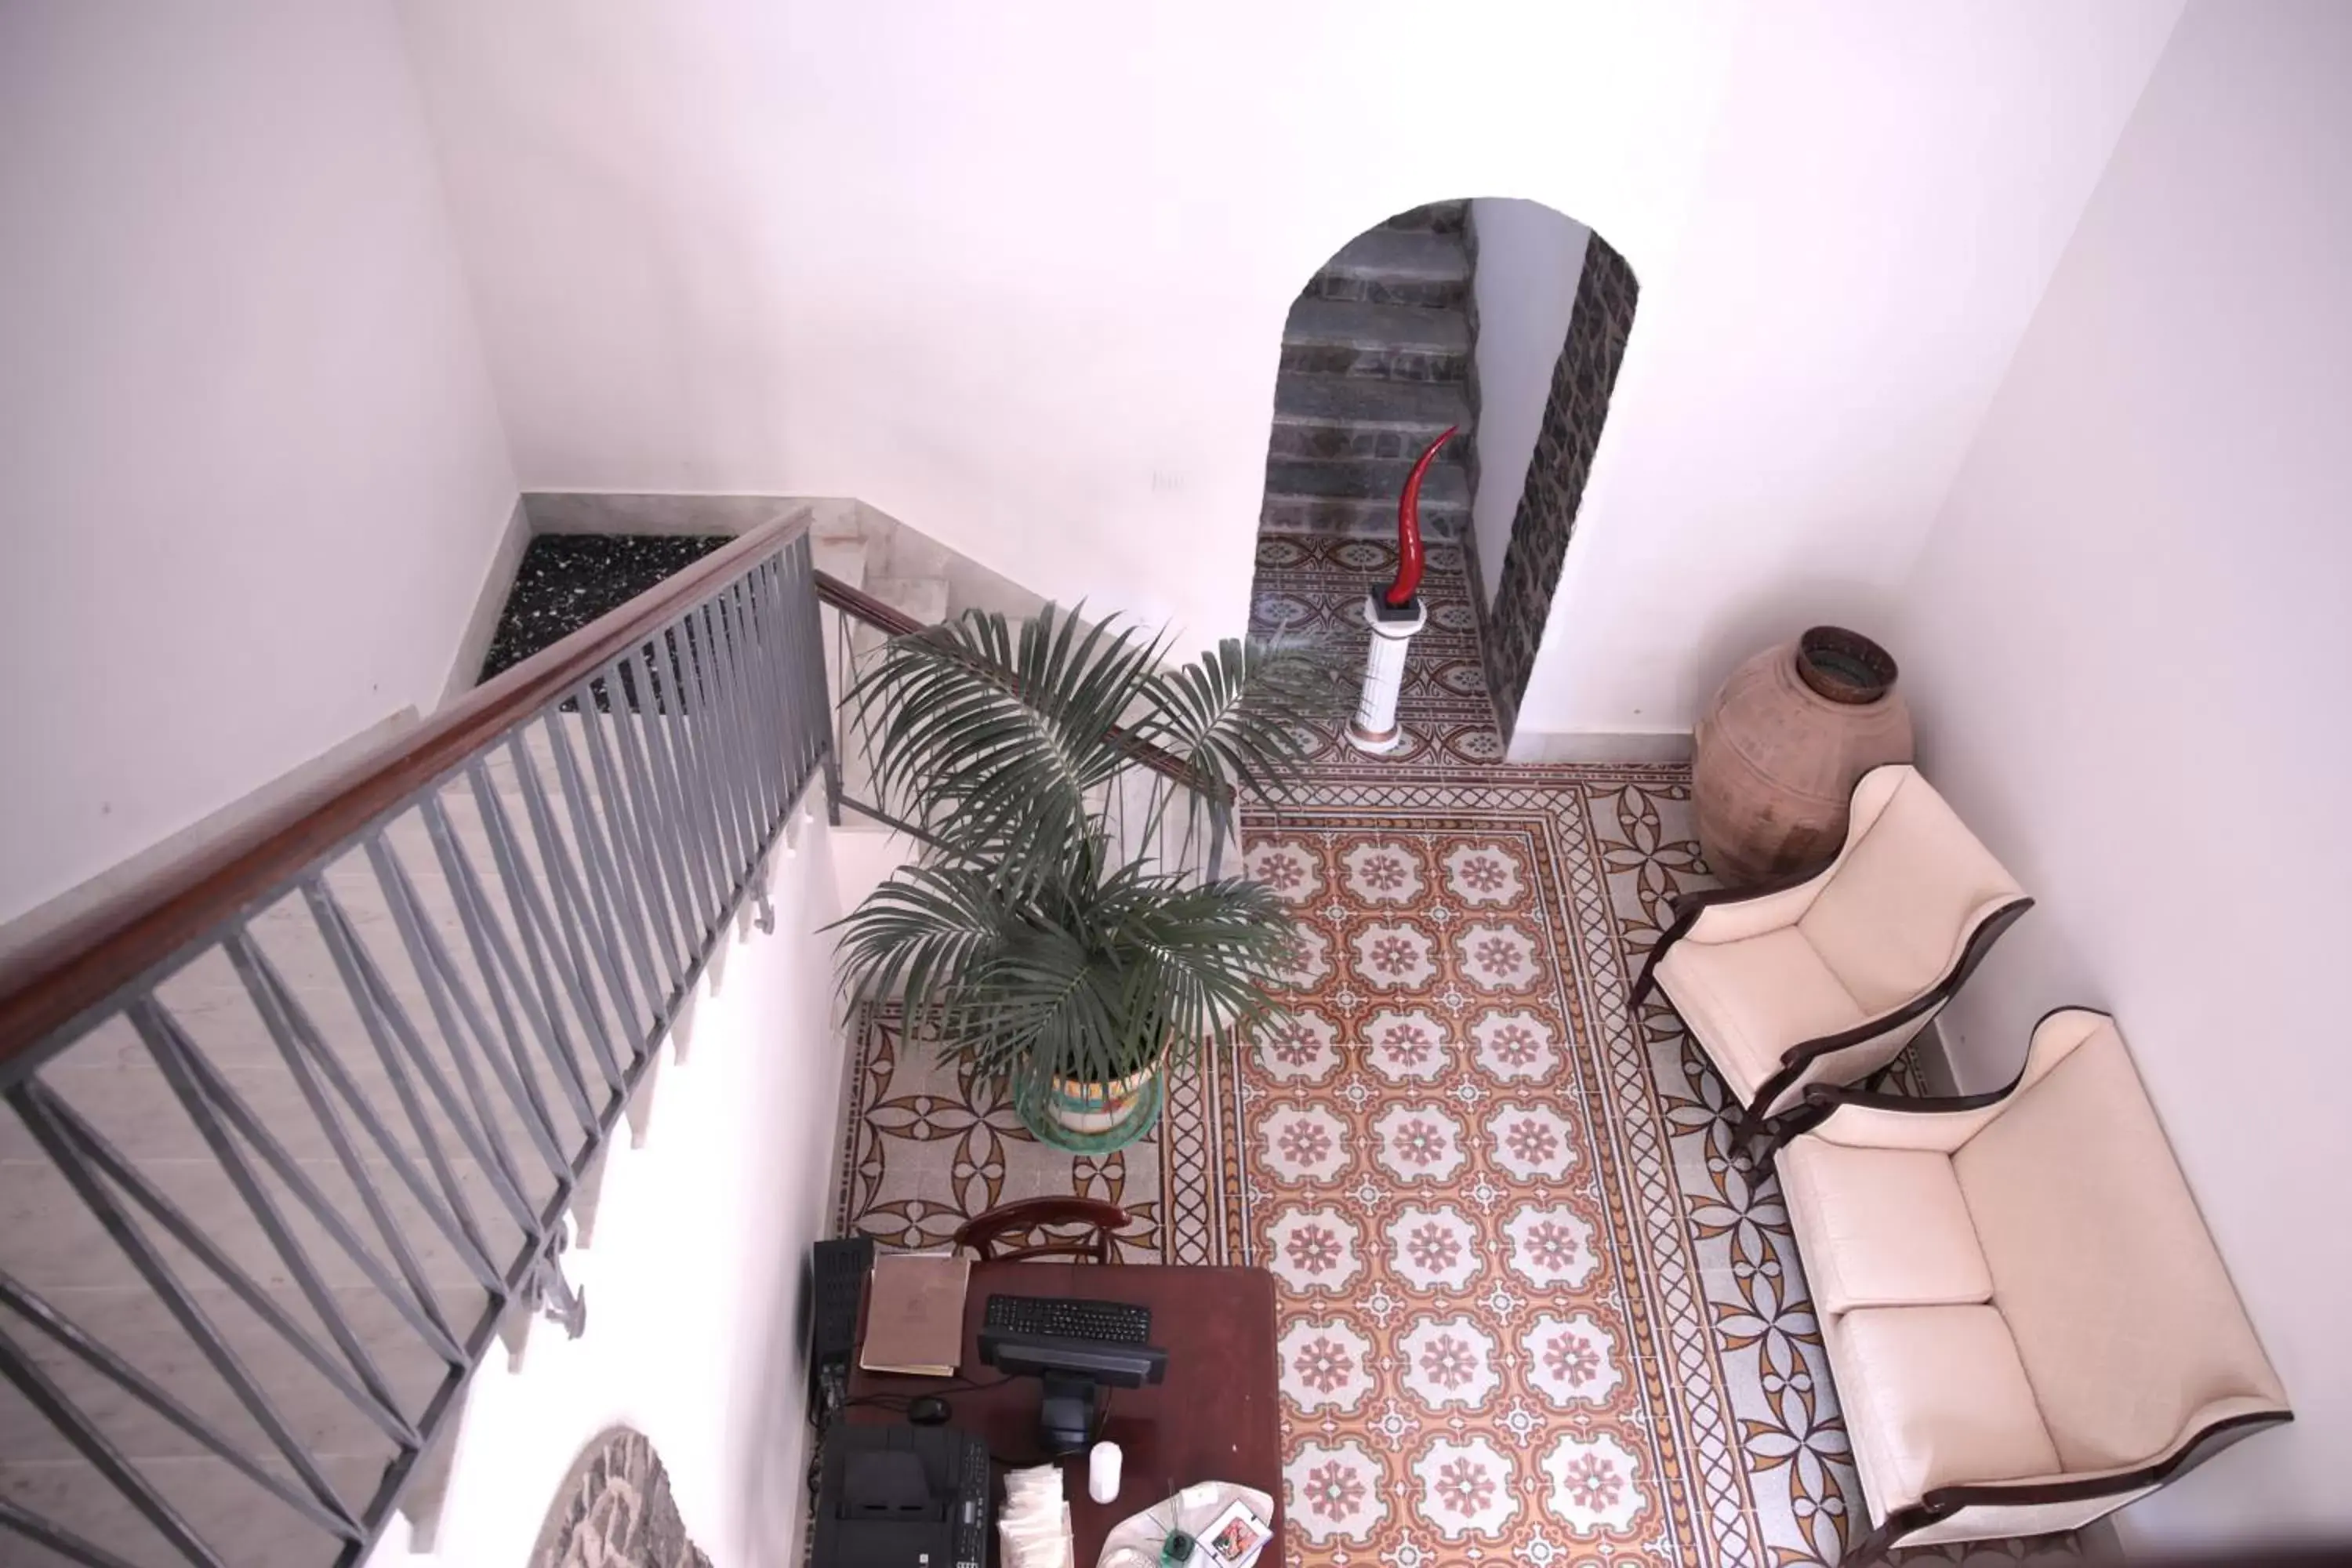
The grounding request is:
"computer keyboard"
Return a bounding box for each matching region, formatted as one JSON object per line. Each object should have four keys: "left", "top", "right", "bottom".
{"left": 983, "top": 1293, "right": 1152, "bottom": 1345}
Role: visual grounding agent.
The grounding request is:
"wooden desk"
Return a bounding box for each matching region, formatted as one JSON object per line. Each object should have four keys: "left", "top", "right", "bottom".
{"left": 848, "top": 1263, "right": 1283, "bottom": 1563}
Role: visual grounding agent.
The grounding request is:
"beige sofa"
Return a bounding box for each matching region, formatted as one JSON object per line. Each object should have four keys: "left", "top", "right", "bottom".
{"left": 1633, "top": 764, "right": 2032, "bottom": 1160}
{"left": 1779, "top": 1007, "right": 2291, "bottom": 1558}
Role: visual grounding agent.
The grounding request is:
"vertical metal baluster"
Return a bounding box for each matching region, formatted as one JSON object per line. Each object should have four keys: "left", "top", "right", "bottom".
{"left": 823, "top": 561, "right": 850, "bottom": 820}
{"left": 790, "top": 537, "right": 835, "bottom": 794}
{"left": 599, "top": 656, "right": 699, "bottom": 975}
{"left": 727, "top": 575, "right": 786, "bottom": 841}
{"left": 652, "top": 623, "right": 735, "bottom": 909}
{"left": 0, "top": 1327, "right": 235, "bottom": 1567}
{"left": 421, "top": 794, "right": 597, "bottom": 1139}
{"left": 509, "top": 725, "right": 644, "bottom": 1067}
{"left": 760, "top": 554, "right": 808, "bottom": 809}
{"left": 545, "top": 701, "right": 670, "bottom": 1037}
{"left": 1209, "top": 802, "right": 1229, "bottom": 883}
{"left": 467, "top": 758, "right": 624, "bottom": 1100}
{"left": 782, "top": 548, "right": 829, "bottom": 804}
{"left": 573, "top": 672, "right": 690, "bottom": 1002}
{"left": 129, "top": 1004, "right": 417, "bottom": 1465}
{"left": 675, "top": 608, "right": 749, "bottom": 891}
{"left": 638, "top": 639, "right": 724, "bottom": 927}
{"left": 608, "top": 653, "right": 706, "bottom": 959}
{"left": 729, "top": 570, "right": 787, "bottom": 830}
{"left": 370, "top": 836, "right": 569, "bottom": 1184}
{"left": 716, "top": 577, "right": 775, "bottom": 837}
{"left": 301, "top": 879, "right": 513, "bottom": 1255}
{"left": 225, "top": 931, "right": 494, "bottom": 1322}
{"left": 139, "top": 993, "right": 467, "bottom": 1364}
{"left": 12, "top": 1080, "right": 415, "bottom": 1452}
{"left": 309, "top": 878, "right": 539, "bottom": 1234}
{"left": 695, "top": 595, "right": 762, "bottom": 870}
{"left": 0, "top": 1276, "right": 361, "bottom": 1536}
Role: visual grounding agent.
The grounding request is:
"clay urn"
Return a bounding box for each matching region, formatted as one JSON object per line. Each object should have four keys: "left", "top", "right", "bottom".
{"left": 1692, "top": 626, "right": 1915, "bottom": 887}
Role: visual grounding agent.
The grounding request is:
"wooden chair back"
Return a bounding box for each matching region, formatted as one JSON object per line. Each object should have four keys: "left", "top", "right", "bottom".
{"left": 952, "top": 1197, "right": 1133, "bottom": 1264}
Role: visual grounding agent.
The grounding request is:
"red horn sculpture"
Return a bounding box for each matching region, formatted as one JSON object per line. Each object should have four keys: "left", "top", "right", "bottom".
{"left": 1385, "top": 425, "right": 1457, "bottom": 608}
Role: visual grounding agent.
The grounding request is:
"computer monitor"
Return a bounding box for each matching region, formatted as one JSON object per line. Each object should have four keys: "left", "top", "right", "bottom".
{"left": 977, "top": 1329, "right": 1168, "bottom": 1456}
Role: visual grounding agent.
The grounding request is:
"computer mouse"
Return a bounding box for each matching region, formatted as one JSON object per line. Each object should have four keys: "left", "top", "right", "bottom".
{"left": 906, "top": 1395, "right": 952, "bottom": 1426}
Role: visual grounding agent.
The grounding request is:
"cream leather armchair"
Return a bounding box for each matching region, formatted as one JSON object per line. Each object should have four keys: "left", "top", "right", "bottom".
{"left": 1631, "top": 764, "right": 2031, "bottom": 1158}
{"left": 1780, "top": 1009, "right": 2291, "bottom": 1559}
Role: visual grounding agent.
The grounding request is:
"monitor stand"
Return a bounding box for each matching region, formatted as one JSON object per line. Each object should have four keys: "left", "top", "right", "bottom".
{"left": 1037, "top": 1373, "right": 1102, "bottom": 1457}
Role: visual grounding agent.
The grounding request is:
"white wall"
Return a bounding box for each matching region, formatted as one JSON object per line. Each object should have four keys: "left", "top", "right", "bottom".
{"left": 0, "top": 1, "right": 517, "bottom": 925}
{"left": 1889, "top": 0, "right": 2352, "bottom": 1545}
{"left": 1511, "top": 0, "right": 2187, "bottom": 747}
{"left": 415, "top": 815, "right": 851, "bottom": 1566}
{"left": 1467, "top": 200, "right": 1589, "bottom": 609}
{"left": 394, "top": 0, "right": 1746, "bottom": 644}
{"left": 396, "top": 2, "right": 2179, "bottom": 748}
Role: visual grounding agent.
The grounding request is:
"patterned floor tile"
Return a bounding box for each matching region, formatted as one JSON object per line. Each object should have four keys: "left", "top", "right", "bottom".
{"left": 831, "top": 543, "right": 2082, "bottom": 1566}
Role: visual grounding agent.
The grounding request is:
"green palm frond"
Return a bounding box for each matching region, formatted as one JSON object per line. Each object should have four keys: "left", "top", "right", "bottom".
{"left": 834, "top": 597, "right": 1347, "bottom": 1087}
{"left": 846, "top": 604, "right": 1167, "bottom": 888}
{"left": 1140, "top": 634, "right": 1352, "bottom": 804}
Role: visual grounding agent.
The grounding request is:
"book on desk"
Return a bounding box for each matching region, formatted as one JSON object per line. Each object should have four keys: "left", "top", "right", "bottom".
{"left": 857, "top": 1250, "right": 970, "bottom": 1377}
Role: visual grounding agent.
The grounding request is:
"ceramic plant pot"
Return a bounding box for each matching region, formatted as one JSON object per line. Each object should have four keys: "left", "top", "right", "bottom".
{"left": 1692, "top": 626, "right": 1915, "bottom": 886}
{"left": 1016, "top": 1062, "right": 1164, "bottom": 1154}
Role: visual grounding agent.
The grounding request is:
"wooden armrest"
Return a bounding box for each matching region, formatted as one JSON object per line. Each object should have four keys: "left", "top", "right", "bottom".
{"left": 1798, "top": 1002, "right": 2107, "bottom": 1149}
{"left": 1915, "top": 1408, "right": 2292, "bottom": 1515}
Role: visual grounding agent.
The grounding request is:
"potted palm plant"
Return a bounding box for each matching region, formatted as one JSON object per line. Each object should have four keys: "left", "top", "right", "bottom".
{"left": 833, "top": 605, "right": 1341, "bottom": 1152}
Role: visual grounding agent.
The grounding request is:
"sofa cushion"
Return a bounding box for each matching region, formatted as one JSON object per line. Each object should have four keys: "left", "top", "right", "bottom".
{"left": 1953, "top": 1025, "right": 2287, "bottom": 1472}
{"left": 1831, "top": 1305, "right": 2061, "bottom": 1515}
{"left": 1778, "top": 1140, "right": 1992, "bottom": 1316}
{"left": 1653, "top": 927, "right": 1863, "bottom": 1100}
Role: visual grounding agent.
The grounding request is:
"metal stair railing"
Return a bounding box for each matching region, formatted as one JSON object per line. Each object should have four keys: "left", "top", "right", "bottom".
{"left": 811, "top": 570, "right": 1232, "bottom": 881}
{"left": 0, "top": 517, "right": 830, "bottom": 1568}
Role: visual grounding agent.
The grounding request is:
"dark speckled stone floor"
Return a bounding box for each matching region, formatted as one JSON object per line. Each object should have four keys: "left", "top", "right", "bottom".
{"left": 479, "top": 534, "right": 732, "bottom": 684}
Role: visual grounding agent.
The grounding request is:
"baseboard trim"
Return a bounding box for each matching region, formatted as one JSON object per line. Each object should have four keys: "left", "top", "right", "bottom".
{"left": 521, "top": 492, "right": 815, "bottom": 537}
{"left": 1504, "top": 728, "right": 1693, "bottom": 764}
{"left": 440, "top": 496, "right": 532, "bottom": 709}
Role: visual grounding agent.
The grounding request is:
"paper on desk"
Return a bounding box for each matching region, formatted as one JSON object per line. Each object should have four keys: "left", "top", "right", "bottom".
{"left": 1096, "top": 1481, "right": 1276, "bottom": 1568}
{"left": 1000, "top": 1463, "right": 1075, "bottom": 1568}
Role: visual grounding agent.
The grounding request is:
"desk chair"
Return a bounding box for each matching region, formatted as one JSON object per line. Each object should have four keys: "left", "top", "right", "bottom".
{"left": 953, "top": 1197, "right": 1134, "bottom": 1263}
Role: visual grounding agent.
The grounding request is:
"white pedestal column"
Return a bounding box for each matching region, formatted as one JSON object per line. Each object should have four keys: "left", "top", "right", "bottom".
{"left": 1347, "top": 593, "right": 1426, "bottom": 754}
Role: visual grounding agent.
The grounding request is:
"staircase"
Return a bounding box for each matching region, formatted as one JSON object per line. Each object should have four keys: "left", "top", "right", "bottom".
{"left": 0, "top": 525, "right": 826, "bottom": 1568}
{"left": 1261, "top": 201, "right": 1476, "bottom": 539}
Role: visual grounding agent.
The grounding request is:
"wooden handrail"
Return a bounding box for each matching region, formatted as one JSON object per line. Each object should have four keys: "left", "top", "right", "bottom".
{"left": 811, "top": 570, "right": 1232, "bottom": 806}
{"left": 0, "top": 515, "right": 809, "bottom": 1067}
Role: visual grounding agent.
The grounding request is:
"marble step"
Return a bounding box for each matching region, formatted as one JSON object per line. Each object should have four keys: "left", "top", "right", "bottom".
{"left": 1260, "top": 457, "right": 1470, "bottom": 540}
{"left": 1279, "top": 297, "right": 1469, "bottom": 383}
{"left": 1307, "top": 228, "right": 1470, "bottom": 310}
{"left": 1267, "top": 374, "right": 1472, "bottom": 465}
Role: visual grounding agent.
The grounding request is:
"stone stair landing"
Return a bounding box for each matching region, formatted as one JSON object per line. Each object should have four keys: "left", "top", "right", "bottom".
{"left": 1261, "top": 199, "right": 1476, "bottom": 541}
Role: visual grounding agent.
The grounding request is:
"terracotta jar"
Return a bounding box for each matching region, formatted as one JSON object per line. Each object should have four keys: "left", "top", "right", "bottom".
{"left": 1692, "top": 626, "right": 1915, "bottom": 886}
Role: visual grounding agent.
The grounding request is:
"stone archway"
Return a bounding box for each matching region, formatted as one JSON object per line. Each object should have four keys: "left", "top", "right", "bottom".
{"left": 530, "top": 1427, "right": 713, "bottom": 1568}
{"left": 1250, "top": 199, "right": 1638, "bottom": 756}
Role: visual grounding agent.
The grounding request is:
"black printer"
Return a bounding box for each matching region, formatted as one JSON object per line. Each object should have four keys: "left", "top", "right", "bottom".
{"left": 811, "top": 1422, "right": 990, "bottom": 1568}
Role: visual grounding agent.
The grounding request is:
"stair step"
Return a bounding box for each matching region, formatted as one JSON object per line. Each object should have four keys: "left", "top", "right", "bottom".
{"left": 1267, "top": 375, "right": 1472, "bottom": 465}
{"left": 1260, "top": 458, "right": 1469, "bottom": 540}
{"left": 809, "top": 530, "right": 869, "bottom": 594}
{"left": 1307, "top": 229, "right": 1468, "bottom": 310}
{"left": 1280, "top": 299, "right": 1468, "bottom": 383}
{"left": 1264, "top": 458, "right": 1469, "bottom": 508}
{"left": 862, "top": 576, "right": 950, "bottom": 629}
{"left": 1381, "top": 199, "right": 1466, "bottom": 234}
